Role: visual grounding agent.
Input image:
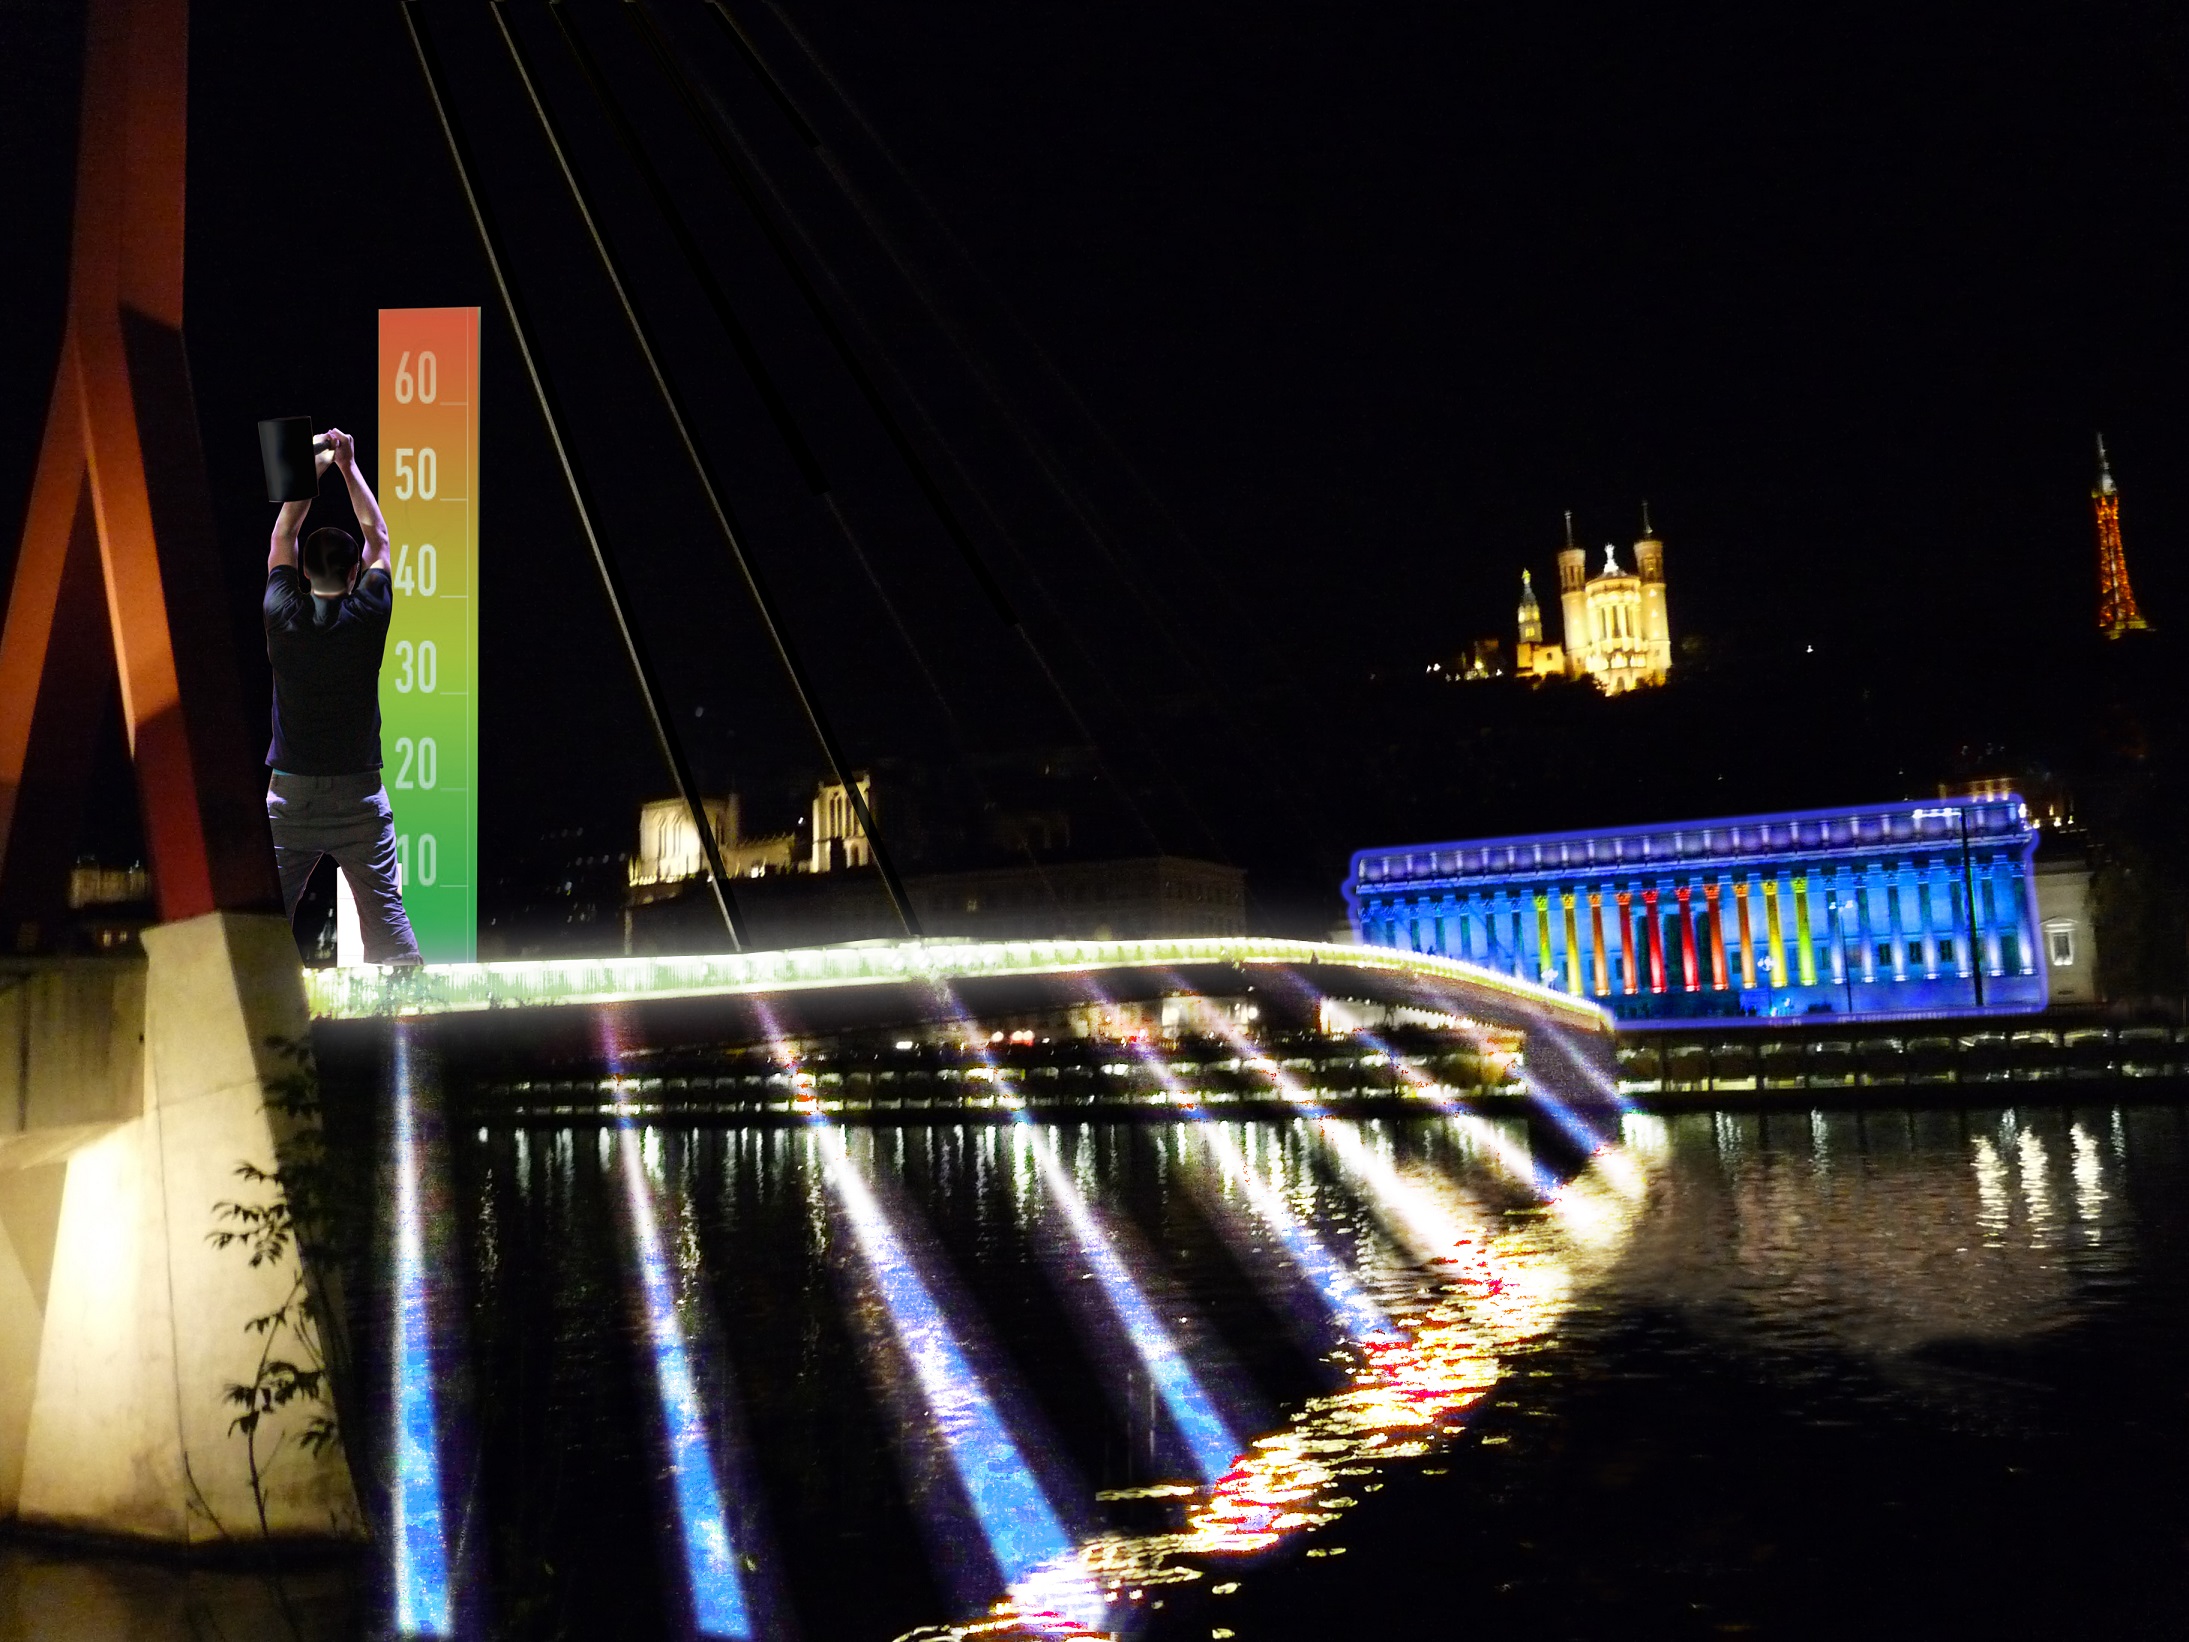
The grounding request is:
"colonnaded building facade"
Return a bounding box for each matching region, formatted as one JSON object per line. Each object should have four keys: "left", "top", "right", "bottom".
{"left": 1345, "top": 797, "right": 2048, "bottom": 1024}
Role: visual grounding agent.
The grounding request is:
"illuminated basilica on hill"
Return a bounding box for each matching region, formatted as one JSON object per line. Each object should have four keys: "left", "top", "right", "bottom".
{"left": 1513, "top": 508, "right": 1672, "bottom": 693}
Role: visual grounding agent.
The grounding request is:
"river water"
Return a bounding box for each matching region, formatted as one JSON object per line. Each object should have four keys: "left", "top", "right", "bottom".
{"left": 8, "top": 1097, "right": 2184, "bottom": 1640}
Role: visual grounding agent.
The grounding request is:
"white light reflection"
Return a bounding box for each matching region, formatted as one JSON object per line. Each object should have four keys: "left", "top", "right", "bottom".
{"left": 747, "top": 1000, "right": 1101, "bottom": 1637}
{"left": 908, "top": 991, "right": 1653, "bottom": 1642}
{"left": 2070, "top": 1123, "right": 2106, "bottom": 1233}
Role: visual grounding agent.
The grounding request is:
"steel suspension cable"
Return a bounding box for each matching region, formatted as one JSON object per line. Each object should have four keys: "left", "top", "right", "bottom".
{"left": 624, "top": 0, "right": 1169, "bottom": 857}
{"left": 651, "top": 5, "right": 1222, "bottom": 861}
{"left": 396, "top": 0, "right": 748, "bottom": 949}
{"left": 689, "top": 0, "right": 1237, "bottom": 863}
{"left": 489, "top": 0, "right": 922, "bottom": 938}
{"left": 548, "top": 0, "right": 1070, "bottom": 920}
{"left": 703, "top": 0, "right": 1236, "bottom": 713}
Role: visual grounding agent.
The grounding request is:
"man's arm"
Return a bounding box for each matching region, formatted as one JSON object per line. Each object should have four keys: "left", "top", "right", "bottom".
{"left": 325, "top": 429, "right": 390, "bottom": 577}
{"left": 266, "top": 447, "right": 333, "bottom": 572}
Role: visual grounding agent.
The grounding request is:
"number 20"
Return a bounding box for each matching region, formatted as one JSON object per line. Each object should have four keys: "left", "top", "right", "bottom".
{"left": 393, "top": 735, "right": 438, "bottom": 790}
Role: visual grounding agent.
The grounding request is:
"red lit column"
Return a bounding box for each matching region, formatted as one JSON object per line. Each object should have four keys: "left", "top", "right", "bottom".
{"left": 1616, "top": 889, "right": 1638, "bottom": 994}
{"left": 1676, "top": 883, "right": 1701, "bottom": 992}
{"left": 1643, "top": 888, "right": 1667, "bottom": 993}
{"left": 1705, "top": 880, "right": 1729, "bottom": 989}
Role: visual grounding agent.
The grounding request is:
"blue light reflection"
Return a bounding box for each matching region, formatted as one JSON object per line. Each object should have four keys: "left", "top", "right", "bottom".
{"left": 812, "top": 1124, "right": 1079, "bottom": 1595}
{"left": 1017, "top": 1124, "right": 1241, "bottom": 1483}
{"left": 616, "top": 1121, "right": 751, "bottom": 1639}
{"left": 391, "top": 1027, "right": 452, "bottom": 1637}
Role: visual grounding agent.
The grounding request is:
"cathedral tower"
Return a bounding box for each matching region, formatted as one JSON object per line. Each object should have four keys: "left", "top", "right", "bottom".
{"left": 1555, "top": 509, "right": 1588, "bottom": 678}
{"left": 1517, "top": 569, "right": 1543, "bottom": 645}
{"left": 1634, "top": 501, "right": 1671, "bottom": 682}
{"left": 2093, "top": 435, "right": 2149, "bottom": 639}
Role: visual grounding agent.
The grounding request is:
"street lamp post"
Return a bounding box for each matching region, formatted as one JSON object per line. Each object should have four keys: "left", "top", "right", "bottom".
{"left": 1913, "top": 804, "right": 1986, "bottom": 1011}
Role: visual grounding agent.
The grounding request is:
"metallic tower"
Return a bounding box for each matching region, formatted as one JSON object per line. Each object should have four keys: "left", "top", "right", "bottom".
{"left": 2093, "top": 435, "right": 2150, "bottom": 638}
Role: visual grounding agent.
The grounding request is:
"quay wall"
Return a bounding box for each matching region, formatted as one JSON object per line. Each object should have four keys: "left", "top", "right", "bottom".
{"left": 0, "top": 917, "right": 361, "bottom": 1546}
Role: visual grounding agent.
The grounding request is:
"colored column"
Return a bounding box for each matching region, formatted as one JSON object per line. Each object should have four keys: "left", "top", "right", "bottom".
{"left": 1643, "top": 888, "right": 1667, "bottom": 993}
{"left": 1763, "top": 878, "right": 1787, "bottom": 989}
{"left": 1616, "top": 890, "right": 1638, "bottom": 995}
{"left": 1588, "top": 890, "right": 1611, "bottom": 996}
{"left": 1734, "top": 880, "right": 1757, "bottom": 989}
{"left": 1676, "top": 883, "right": 1700, "bottom": 992}
{"left": 1534, "top": 892, "right": 1554, "bottom": 986}
{"left": 1562, "top": 890, "right": 1583, "bottom": 995}
{"left": 1705, "top": 880, "right": 1729, "bottom": 989}
{"left": 1792, "top": 874, "right": 1818, "bottom": 987}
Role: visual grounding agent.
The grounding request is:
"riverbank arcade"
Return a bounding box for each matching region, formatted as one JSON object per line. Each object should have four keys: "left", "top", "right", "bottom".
{"left": 1345, "top": 798, "right": 2047, "bottom": 1024}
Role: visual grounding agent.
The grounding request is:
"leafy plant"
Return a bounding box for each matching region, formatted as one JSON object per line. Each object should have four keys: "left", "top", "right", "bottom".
{"left": 208, "top": 1034, "right": 367, "bottom": 1541}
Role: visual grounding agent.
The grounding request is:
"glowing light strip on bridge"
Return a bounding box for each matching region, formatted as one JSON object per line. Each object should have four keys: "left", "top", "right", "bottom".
{"left": 301, "top": 935, "right": 1611, "bottom": 1032}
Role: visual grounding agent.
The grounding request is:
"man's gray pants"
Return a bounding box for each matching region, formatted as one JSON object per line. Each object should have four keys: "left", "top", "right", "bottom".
{"left": 266, "top": 771, "right": 422, "bottom": 965}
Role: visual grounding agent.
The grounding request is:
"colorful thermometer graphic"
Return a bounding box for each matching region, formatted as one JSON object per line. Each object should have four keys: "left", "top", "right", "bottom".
{"left": 377, "top": 308, "right": 479, "bottom": 961}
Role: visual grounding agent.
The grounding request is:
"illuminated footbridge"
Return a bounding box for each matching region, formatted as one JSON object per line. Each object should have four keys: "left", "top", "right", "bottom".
{"left": 300, "top": 939, "right": 1648, "bottom": 1641}
{"left": 304, "top": 934, "right": 1617, "bottom": 1120}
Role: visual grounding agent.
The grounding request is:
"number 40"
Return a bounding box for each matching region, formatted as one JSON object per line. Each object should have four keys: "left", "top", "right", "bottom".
{"left": 393, "top": 542, "right": 439, "bottom": 596}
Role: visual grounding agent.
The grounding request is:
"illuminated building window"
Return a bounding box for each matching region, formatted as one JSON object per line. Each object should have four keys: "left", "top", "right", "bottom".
{"left": 2047, "top": 926, "right": 2075, "bottom": 967}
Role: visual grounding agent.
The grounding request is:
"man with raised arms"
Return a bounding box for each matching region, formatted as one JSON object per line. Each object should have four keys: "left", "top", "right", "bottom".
{"left": 263, "top": 427, "right": 421, "bottom": 965}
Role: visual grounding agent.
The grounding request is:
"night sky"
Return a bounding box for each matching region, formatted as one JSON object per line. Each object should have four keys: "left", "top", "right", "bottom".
{"left": 4, "top": 1, "right": 2187, "bottom": 915}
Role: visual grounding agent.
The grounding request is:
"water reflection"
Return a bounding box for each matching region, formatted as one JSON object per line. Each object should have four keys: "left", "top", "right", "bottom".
{"left": 423, "top": 1099, "right": 2173, "bottom": 1642}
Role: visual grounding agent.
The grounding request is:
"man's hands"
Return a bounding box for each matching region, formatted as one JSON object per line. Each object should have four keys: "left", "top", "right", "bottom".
{"left": 268, "top": 427, "right": 386, "bottom": 578}
{"left": 325, "top": 428, "right": 392, "bottom": 576}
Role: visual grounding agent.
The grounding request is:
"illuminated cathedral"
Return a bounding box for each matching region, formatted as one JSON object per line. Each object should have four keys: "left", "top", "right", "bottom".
{"left": 1514, "top": 507, "right": 1672, "bottom": 693}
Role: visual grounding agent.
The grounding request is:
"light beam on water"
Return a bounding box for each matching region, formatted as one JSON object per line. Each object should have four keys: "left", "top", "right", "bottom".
{"left": 391, "top": 1027, "right": 452, "bottom": 1638}
{"left": 810, "top": 1123, "right": 1094, "bottom": 1625}
{"left": 1015, "top": 1121, "right": 1242, "bottom": 1483}
{"left": 613, "top": 1109, "right": 752, "bottom": 1639}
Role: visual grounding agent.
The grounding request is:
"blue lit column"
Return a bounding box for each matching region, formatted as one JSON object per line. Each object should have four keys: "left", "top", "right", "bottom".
{"left": 2000, "top": 860, "right": 2036, "bottom": 975}
{"left": 1916, "top": 865, "right": 1941, "bottom": 978}
{"left": 1986, "top": 861, "right": 2015, "bottom": 975}
{"left": 1854, "top": 865, "right": 1877, "bottom": 984}
{"left": 1888, "top": 865, "right": 1911, "bottom": 981}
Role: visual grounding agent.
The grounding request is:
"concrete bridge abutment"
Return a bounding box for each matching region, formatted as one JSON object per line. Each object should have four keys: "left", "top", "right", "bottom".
{"left": 0, "top": 913, "right": 361, "bottom": 1546}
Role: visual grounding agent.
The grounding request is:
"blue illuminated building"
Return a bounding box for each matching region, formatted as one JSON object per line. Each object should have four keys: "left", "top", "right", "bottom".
{"left": 1345, "top": 797, "right": 2046, "bottom": 1024}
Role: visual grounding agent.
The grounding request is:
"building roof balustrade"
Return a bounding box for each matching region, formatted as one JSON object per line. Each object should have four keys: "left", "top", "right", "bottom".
{"left": 1349, "top": 798, "right": 2035, "bottom": 896}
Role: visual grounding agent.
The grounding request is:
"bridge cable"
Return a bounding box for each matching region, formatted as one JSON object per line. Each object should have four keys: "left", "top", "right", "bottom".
{"left": 488, "top": 0, "right": 923, "bottom": 939}
{"left": 549, "top": 0, "right": 1069, "bottom": 921}
{"left": 622, "top": 0, "right": 1169, "bottom": 858}
{"left": 688, "top": 0, "right": 1242, "bottom": 864}
{"left": 396, "top": 0, "right": 748, "bottom": 950}
{"left": 642, "top": 6, "right": 1219, "bottom": 863}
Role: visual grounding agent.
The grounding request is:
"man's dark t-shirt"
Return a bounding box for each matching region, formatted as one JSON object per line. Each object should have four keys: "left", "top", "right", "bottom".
{"left": 264, "top": 565, "right": 392, "bottom": 773}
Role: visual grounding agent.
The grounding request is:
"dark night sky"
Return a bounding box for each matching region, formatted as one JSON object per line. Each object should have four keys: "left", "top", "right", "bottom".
{"left": 4, "top": 0, "right": 2187, "bottom": 904}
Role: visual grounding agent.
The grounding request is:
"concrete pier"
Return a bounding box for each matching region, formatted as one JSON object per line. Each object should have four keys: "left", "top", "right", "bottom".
{"left": 0, "top": 914, "right": 360, "bottom": 1545}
